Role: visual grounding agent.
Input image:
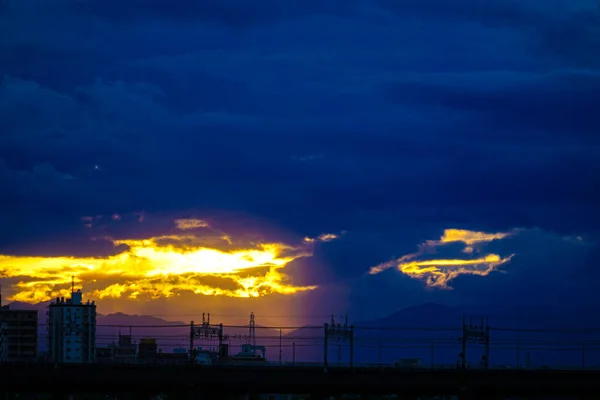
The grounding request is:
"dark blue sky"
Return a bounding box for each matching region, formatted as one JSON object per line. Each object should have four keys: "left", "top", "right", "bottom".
{"left": 0, "top": 0, "right": 599, "bottom": 321}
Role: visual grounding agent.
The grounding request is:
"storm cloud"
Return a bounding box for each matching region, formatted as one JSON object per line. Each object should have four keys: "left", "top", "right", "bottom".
{"left": 1, "top": 0, "right": 598, "bottom": 320}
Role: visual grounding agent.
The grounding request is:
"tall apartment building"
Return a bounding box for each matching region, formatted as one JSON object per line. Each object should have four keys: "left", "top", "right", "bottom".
{"left": 0, "top": 287, "right": 38, "bottom": 363}
{"left": 48, "top": 287, "right": 97, "bottom": 363}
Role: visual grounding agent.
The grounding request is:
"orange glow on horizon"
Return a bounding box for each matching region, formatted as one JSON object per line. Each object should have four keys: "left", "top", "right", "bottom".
{"left": 0, "top": 224, "right": 340, "bottom": 303}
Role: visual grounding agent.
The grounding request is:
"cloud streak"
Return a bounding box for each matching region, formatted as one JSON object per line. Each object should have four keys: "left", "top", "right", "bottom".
{"left": 369, "top": 228, "right": 515, "bottom": 288}
{"left": 175, "top": 218, "right": 210, "bottom": 230}
{"left": 427, "top": 228, "right": 519, "bottom": 254}
{"left": 303, "top": 232, "right": 343, "bottom": 243}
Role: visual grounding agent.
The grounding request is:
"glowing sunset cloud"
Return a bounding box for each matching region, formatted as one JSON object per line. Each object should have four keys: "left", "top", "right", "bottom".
{"left": 369, "top": 228, "right": 515, "bottom": 289}
{"left": 303, "top": 233, "right": 340, "bottom": 243}
{"left": 0, "top": 225, "right": 339, "bottom": 303}
{"left": 175, "top": 218, "right": 210, "bottom": 230}
{"left": 427, "top": 228, "right": 519, "bottom": 254}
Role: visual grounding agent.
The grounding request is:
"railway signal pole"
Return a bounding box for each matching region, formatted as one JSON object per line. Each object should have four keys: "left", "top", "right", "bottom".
{"left": 459, "top": 315, "right": 490, "bottom": 370}
{"left": 189, "top": 313, "right": 228, "bottom": 364}
{"left": 324, "top": 315, "right": 354, "bottom": 369}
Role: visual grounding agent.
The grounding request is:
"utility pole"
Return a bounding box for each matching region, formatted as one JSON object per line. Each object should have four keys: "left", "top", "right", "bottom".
{"left": 460, "top": 315, "right": 467, "bottom": 369}
{"left": 485, "top": 319, "right": 490, "bottom": 369}
{"left": 459, "top": 314, "right": 490, "bottom": 370}
{"left": 323, "top": 323, "right": 329, "bottom": 369}
{"left": 279, "top": 328, "right": 282, "bottom": 364}
{"left": 349, "top": 325, "right": 354, "bottom": 367}
{"left": 218, "top": 323, "right": 225, "bottom": 354}
{"left": 249, "top": 312, "right": 256, "bottom": 347}
{"left": 189, "top": 321, "right": 195, "bottom": 364}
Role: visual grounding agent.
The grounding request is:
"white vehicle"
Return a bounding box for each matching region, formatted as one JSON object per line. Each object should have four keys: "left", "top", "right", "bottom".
{"left": 228, "top": 344, "right": 267, "bottom": 365}
{"left": 195, "top": 347, "right": 213, "bottom": 365}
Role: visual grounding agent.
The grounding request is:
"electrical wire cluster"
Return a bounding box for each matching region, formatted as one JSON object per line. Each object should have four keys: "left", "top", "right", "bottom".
{"left": 33, "top": 321, "right": 600, "bottom": 354}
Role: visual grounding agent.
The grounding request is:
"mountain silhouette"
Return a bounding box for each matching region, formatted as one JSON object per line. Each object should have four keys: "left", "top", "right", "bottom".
{"left": 284, "top": 302, "right": 600, "bottom": 368}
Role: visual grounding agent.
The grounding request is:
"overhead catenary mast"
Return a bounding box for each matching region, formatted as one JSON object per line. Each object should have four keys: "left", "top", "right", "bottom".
{"left": 249, "top": 312, "right": 256, "bottom": 347}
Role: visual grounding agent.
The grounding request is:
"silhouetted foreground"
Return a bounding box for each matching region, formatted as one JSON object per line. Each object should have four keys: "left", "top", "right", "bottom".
{"left": 0, "top": 364, "right": 599, "bottom": 398}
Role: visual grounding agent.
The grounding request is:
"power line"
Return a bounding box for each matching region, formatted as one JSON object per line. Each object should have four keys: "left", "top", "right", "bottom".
{"left": 355, "top": 326, "right": 460, "bottom": 331}
{"left": 33, "top": 322, "right": 600, "bottom": 334}
{"left": 492, "top": 327, "right": 600, "bottom": 333}
{"left": 145, "top": 313, "right": 334, "bottom": 319}
{"left": 221, "top": 324, "right": 322, "bottom": 330}
{"left": 33, "top": 330, "right": 600, "bottom": 348}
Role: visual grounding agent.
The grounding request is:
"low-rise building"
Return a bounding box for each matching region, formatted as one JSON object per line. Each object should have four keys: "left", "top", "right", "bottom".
{"left": 0, "top": 289, "right": 38, "bottom": 363}
{"left": 138, "top": 338, "right": 158, "bottom": 363}
{"left": 158, "top": 352, "right": 188, "bottom": 365}
{"left": 97, "top": 334, "right": 137, "bottom": 364}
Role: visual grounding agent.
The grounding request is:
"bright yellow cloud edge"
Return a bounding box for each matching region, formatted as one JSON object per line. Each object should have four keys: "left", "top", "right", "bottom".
{"left": 0, "top": 228, "right": 339, "bottom": 303}
{"left": 369, "top": 229, "right": 516, "bottom": 289}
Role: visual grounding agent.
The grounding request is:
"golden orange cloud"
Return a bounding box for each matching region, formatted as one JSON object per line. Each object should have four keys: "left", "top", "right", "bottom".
{"left": 303, "top": 233, "right": 340, "bottom": 243}
{"left": 369, "top": 228, "right": 515, "bottom": 288}
{"left": 427, "top": 228, "right": 519, "bottom": 254}
{"left": 174, "top": 218, "right": 210, "bottom": 230}
{"left": 0, "top": 224, "right": 340, "bottom": 303}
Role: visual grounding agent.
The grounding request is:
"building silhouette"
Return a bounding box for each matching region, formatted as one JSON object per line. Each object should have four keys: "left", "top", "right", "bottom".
{"left": 97, "top": 333, "right": 136, "bottom": 364}
{"left": 48, "top": 285, "right": 96, "bottom": 363}
{"left": 0, "top": 288, "right": 38, "bottom": 363}
{"left": 138, "top": 338, "right": 158, "bottom": 363}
